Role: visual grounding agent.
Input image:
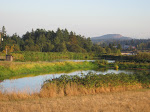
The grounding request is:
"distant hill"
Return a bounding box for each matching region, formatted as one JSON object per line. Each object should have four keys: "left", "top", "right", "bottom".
{"left": 91, "top": 34, "right": 132, "bottom": 43}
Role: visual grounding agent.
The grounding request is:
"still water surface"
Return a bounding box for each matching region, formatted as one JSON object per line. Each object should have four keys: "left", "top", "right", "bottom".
{"left": 0, "top": 69, "right": 134, "bottom": 93}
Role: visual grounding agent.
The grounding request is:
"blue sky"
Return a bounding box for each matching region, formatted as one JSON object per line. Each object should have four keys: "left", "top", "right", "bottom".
{"left": 0, "top": 0, "right": 150, "bottom": 38}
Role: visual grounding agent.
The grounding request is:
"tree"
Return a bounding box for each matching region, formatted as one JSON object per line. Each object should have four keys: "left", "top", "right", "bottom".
{"left": 112, "top": 47, "right": 118, "bottom": 54}
{"left": 2, "top": 45, "right": 14, "bottom": 54}
{"left": 0, "top": 32, "right": 2, "bottom": 45}
{"left": 0, "top": 26, "right": 6, "bottom": 50}
{"left": 69, "top": 35, "right": 77, "bottom": 45}
{"left": 68, "top": 44, "right": 86, "bottom": 53}
{"left": 25, "top": 37, "right": 34, "bottom": 46}
{"left": 63, "top": 29, "right": 69, "bottom": 41}
{"left": 36, "top": 34, "right": 46, "bottom": 52}
{"left": 13, "top": 44, "right": 20, "bottom": 51}
{"left": 109, "top": 43, "right": 113, "bottom": 49}
{"left": 56, "top": 28, "right": 63, "bottom": 42}
{"left": 83, "top": 37, "right": 93, "bottom": 52}
{"left": 43, "top": 42, "right": 54, "bottom": 52}
{"left": 54, "top": 36, "right": 60, "bottom": 45}
{"left": 117, "top": 44, "right": 122, "bottom": 50}
{"left": 92, "top": 45, "right": 106, "bottom": 53}
{"left": 2, "top": 26, "right": 6, "bottom": 35}
{"left": 116, "top": 49, "right": 121, "bottom": 55}
{"left": 106, "top": 47, "right": 111, "bottom": 54}
{"left": 55, "top": 42, "right": 67, "bottom": 52}
{"left": 2, "top": 28, "right": 99, "bottom": 53}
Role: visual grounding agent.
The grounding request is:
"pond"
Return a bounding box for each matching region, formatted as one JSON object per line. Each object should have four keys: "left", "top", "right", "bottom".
{"left": 0, "top": 69, "right": 136, "bottom": 94}
{"left": 51, "top": 59, "right": 115, "bottom": 63}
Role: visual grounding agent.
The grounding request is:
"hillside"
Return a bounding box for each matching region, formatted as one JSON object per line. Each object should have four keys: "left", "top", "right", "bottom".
{"left": 91, "top": 34, "right": 132, "bottom": 43}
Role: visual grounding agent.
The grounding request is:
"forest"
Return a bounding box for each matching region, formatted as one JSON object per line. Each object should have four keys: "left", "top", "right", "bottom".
{"left": 0, "top": 26, "right": 121, "bottom": 55}
{"left": 0, "top": 26, "right": 150, "bottom": 58}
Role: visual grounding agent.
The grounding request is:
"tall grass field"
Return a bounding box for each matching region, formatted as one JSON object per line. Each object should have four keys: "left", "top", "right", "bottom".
{"left": 8, "top": 51, "right": 94, "bottom": 62}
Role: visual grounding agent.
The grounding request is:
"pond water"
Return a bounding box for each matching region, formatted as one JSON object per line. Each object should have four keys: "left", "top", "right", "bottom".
{"left": 52, "top": 59, "right": 115, "bottom": 63}
{"left": 0, "top": 69, "right": 135, "bottom": 94}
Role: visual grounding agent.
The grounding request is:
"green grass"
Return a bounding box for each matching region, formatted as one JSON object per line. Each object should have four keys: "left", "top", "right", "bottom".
{"left": 0, "top": 61, "right": 98, "bottom": 80}
{"left": 10, "top": 51, "right": 94, "bottom": 62}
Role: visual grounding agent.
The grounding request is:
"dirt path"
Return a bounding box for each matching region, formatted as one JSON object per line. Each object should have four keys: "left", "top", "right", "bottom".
{"left": 0, "top": 89, "right": 150, "bottom": 112}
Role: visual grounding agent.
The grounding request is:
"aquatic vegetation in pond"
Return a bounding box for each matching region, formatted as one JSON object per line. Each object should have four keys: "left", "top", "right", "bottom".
{"left": 41, "top": 72, "right": 150, "bottom": 97}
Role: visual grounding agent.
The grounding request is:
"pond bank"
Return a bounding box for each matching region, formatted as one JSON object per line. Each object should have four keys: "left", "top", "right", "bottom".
{"left": 0, "top": 61, "right": 97, "bottom": 80}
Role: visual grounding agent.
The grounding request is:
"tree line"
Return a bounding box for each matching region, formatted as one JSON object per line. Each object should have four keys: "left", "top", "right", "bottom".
{"left": 0, "top": 26, "right": 121, "bottom": 55}
{"left": 99, "top": 39, "right": 150, "bottom": 51}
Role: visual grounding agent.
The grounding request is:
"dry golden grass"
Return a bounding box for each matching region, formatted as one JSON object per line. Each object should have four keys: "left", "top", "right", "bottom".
{"left": 39, "top": 82, "right": 143, "bottom": 98}
{"left": 0, "top": 89, "right": 150, "bottom": 112}
{"left": 0, "top": 83, "right": 143, "bottom": 101}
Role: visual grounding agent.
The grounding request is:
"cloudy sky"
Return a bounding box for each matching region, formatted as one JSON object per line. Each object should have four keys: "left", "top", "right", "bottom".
{"left": 0, "top": 0, "right": 150, "bottom": 38}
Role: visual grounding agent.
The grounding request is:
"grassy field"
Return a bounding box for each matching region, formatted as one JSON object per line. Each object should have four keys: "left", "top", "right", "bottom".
{"left": 7, "top": 51, "right": 94, "bottom": 62}
{"left": 0, "top": 61, "right": 98, "bottom": 80}
{"left": 0, "top": 89, "right": 150, "bottom": 112}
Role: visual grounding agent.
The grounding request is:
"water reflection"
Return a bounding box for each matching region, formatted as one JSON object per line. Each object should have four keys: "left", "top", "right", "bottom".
{"left": 52, "top": 59, "right": 115, "bottom": 63}
{"left": 0, "top": 69, "right": 135, "bottom": 93}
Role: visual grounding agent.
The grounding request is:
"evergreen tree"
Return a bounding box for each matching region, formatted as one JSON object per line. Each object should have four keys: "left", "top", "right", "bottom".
{"left": 2, "top": 26, "right": 6, "bottom": 35}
